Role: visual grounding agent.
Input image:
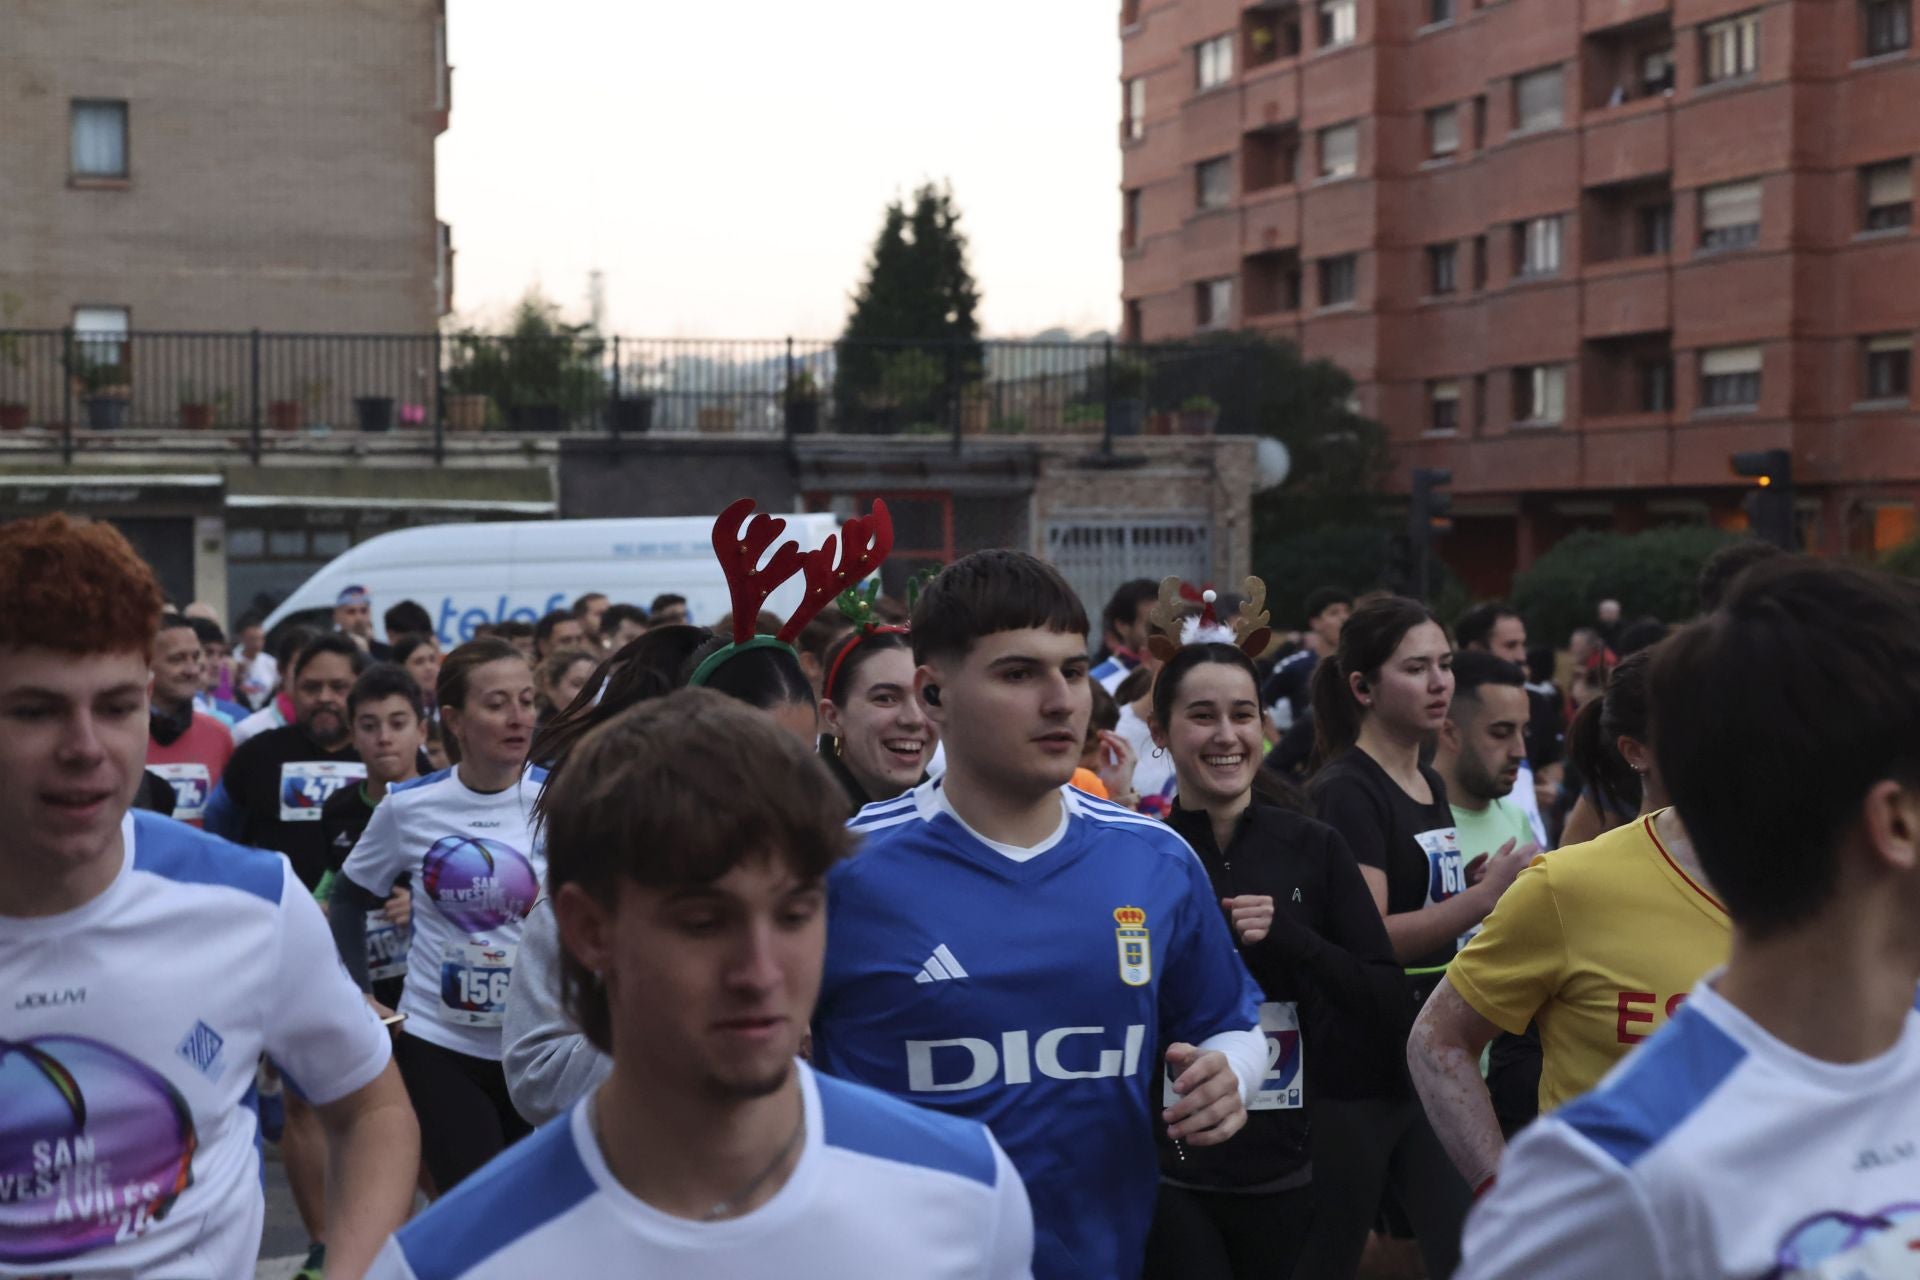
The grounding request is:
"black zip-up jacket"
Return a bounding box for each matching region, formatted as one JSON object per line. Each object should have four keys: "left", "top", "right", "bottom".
{"left": 1159, "top": 800, "right": 1411, "bottom": 1191}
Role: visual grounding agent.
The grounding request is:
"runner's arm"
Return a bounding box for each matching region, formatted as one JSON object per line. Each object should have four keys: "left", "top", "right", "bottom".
{"left": 502, "top": 898, "right": 611, "bottom": 1125}
{"left": 314, "top": 1062, "right": 419, "bottom": 1280}
{"left": 1357, "top": 864, "right": 1500, "bottom": 964}
{"left": 328, "top": 874, "right": 385, "bottom": 991}
{"left": 1408, "top": 977, "right": 1507, "bottom": 1187}
{"left": 202, "top": 778, "right": 242, "bottom": 840}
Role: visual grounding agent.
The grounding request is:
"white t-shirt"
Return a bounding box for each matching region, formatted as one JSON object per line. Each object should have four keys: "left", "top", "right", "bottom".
{"left": 0, "top": 811, "right": 390, "bottom": 1278}
{"left": 230, "top": 701, "right": 285, "bottom": 747}
{"left": 340, "top": 765, "right": 547, "bottom": 1061}
{"left": 366, "top": 1060, "right": 1034, "bottom": 1280}
{"left": 1115, "top": 704, "right": 1175, "bottom": 811}
{"left": 1460, "top": 976, "right": 1920, "bottom": 1280}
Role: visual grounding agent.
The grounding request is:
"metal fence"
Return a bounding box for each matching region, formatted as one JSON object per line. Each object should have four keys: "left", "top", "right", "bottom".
{"left": 0, "top": 328, "right": 1263, "bottom": 461}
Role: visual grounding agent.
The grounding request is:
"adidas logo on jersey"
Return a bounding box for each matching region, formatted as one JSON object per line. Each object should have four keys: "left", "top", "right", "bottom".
{"left": 913, "top": 945, "right": 969, "bottom": 984}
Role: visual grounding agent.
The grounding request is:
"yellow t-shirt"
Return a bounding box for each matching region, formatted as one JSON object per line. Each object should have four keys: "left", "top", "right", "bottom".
{"left": 1448, "top": 811, "right": 1731, "bottom": 1112}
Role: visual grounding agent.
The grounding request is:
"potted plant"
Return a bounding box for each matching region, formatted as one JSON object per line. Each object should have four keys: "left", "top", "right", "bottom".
{"left": 1177, "top": 394, "right": 1221, "bottom": 435}
{"left": 784, "top": 368, "right": 822, "bottom": 436}
{"left": 444, "top": 334, "right": 496, "bottom": 431}
{"left": 178, "top": 381, "right": 216, "bottom": 430}
{"left": 65, "top": 342, "right": 130, "bottom": 430}
{"left": 1106, "top": 354, "right": 1151, "bottom": 437}
{"left": 353, "top": 395, "right": 395, "bottom": 433}
{"left": 0, "top": 295, "right": 27, "bottom": 431}
{"left": 959, "top": 380, "right": 991, "bottom": 436}
{"left": 610, "top": 356, "right": 656, "bottom": 435}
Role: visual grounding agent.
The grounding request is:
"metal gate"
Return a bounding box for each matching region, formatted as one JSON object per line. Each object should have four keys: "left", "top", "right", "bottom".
{"left": 1045, "top": 515, "right": 1212, "bottom": 630}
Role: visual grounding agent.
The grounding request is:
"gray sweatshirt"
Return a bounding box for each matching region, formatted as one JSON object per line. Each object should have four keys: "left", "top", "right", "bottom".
{"left": 501, "top": 896, "right": 612, "bottom": 1125}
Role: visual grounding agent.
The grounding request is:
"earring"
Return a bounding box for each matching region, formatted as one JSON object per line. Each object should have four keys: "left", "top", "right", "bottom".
{"left": 833, "top": 737, "right": 845, "bottom": 758}
{"left": 1151, "top": 746, "right": 1166, "bottom": 760}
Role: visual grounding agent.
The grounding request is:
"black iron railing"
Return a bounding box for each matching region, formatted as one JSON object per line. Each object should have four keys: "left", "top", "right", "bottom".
{"left": 0, "top": 329, "right": 1261, "bottom": 462}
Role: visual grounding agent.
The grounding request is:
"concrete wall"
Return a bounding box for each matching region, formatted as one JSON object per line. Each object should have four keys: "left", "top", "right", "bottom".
{"left": 0, "top": 0, "right": 444, "bottom": 332}
{"left": 558, "top": 437, "right": 800, "bottom": 520}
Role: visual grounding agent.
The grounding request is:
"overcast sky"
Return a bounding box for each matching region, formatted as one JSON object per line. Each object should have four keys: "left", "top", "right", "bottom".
{"left": 439, "top": 1, "right": 1121, "bottom": 339}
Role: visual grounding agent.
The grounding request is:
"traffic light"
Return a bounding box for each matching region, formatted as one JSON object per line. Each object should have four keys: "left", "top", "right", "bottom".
{"left": 1408, "top": 467, "right": 1453, "bottom": 601}
{"left": 1732, "top": 449, "right": 1795, "bottom": 549}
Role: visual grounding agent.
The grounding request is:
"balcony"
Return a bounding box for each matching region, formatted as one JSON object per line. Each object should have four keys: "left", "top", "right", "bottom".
{"left": 1584, "top": 267, "right": 1673, "bottom": 338}
{"left": 1581, "top": 15, "right": 1674, "bottom": 111}
{"left": 1244, "top": 250, "right": 1304, "bottom": 317}
{"left": 1243, "top": 123, "right": 1302, "bottom": 196}
{"left": 1584, "top": 333, "right": 1674, "bottom": 420}
{"left": 1582, "top": 105, "right": 1671, "bottom": 187}
{"left": 1582, "top": 0, "right": 1674, "bottom": 36}
{"left": 1244, "top": 0, "right": 1303, "bottom": 69}
{"left": 1584, "top": 176, "right": 1672, "bottom": 265}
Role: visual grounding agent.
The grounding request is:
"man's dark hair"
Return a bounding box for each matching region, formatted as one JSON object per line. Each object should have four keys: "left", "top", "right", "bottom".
{"left": 390, "top": 633, "right": 437, "bottom": 668}
{"left": 494, "top": 619, "right": 535, "bottom": 643}
{"left": 600, "top": 602, "right": 649, "bottom": 633}
{"left": 291, "top": 632, "right": 371, "bottom": 682}
{"left": 1454, "top": 602, "right": 1521, "bottom": 652}
{"left": 1696, "top": 539, "right": 1787, "bottom": 613}
{"left": 348, "top": 662, "right": 425, "bottom": 720}
{"left": 383, "top": 600, "right": 434, "bottom": 641}
{"left": 1652, "top": 557, "right": 1920, "bottom": 939}
{"left": 1100, "top": 579, "right": 1160, "bottom": 643}
{"left": 157, "top": 612, "right": 195, "bottom": 636}
{"left": 1615, "top": 617, "right": 1668, "bottom": 658}
{"left": 186, "top": 616, "right": 226, "bottom": 649}
{"left": 271, "top": 625, "right": 319, "bottom": 670}
{"left": 1449, "top": 650, "right": 1526, "bottom": 708}
{"left": 911, "top": 550, "right": 1091, "bottom": 666}
{"left": 1303, "top": 587, "right": 1354, "bottom": 623}
{"left": 571, "top": 592, "right": 608, "bottom": 618}
{"left": 545, "top": 688, "right": 853, "bottom": 1052}
{"left": 533, "top": 610, "right": 577, "bottom": 651}
{"left": 648, "top": 593, "right": 688, "bottom": 615}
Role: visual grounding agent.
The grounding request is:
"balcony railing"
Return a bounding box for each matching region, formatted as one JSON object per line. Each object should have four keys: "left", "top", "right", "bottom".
{"left": 0, "top": 329, "right": 1261, "bottom": 463}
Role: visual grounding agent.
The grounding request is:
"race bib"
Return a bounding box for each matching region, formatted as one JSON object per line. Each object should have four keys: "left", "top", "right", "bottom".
{"left": 1160, "top": 1002, "right": 1303, "bottom": 1112}
{"left": 148, "top": 762, "right": 212, "bottom": 822}
{"left": 279, "top": 761, "right": 365, "bottom": 822}
{"left": 1416, "top": 826, "right": 1466, "bottom": 905}
{"left": 1782, "top": 1206, "right": 1920, "bottom": 1279}
{"left": 439, "top": 940, "right": 516, "bottom": 1027}
{"left": 366, "top": 911, "right": 411, "bottom": 983}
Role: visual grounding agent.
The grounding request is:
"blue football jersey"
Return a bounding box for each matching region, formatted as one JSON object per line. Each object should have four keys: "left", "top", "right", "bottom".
{"left": 814, "top": 781, "right": 1263, "bottom": 1280}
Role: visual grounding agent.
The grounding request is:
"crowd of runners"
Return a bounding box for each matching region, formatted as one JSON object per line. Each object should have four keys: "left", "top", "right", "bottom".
{"left": 4, "top": 501, "right": 1919, "bottom": 1280}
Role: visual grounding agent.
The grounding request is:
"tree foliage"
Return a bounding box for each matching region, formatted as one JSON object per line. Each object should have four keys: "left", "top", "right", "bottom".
{"left": 1510, "top": 527, "right": 1738, "bottom": 647}
{"left": 836, "top": 183, "right": 984, "bottom": 427}
{"left": 446, "top": 291, "right": 604, "bottom": 423}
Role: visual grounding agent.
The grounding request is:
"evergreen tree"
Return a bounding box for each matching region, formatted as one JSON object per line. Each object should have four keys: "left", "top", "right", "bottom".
{"left": 836, "top": 183, "right": 984, "bottom": 431}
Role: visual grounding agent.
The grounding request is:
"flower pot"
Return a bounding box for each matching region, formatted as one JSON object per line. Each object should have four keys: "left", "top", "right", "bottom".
{"left": 179, "top": 403, "right": 215, "bottom": 430}
{"left": 1106, "top": 398, "right": 1146, "bottom": 437}
{"left": 960, "top": 392, "right": 990, "bottom": 436}
{"left": 1146, "top": 410, "right": 1177, "bottom": 437}
{"left": 612, "top": 396, "right": 655, "bottom": 435}
{"left": 446, "top": 393, "right": 489, "bottom": 432}
{"left": 1177, "top": 409, "right": 1219, "bottom": 436}
{"left": 697, "top": 406, "right": 736, "bottom": 435}
{"left": 784, "top": 398, "right": 820, "bottom": 436}
{"left": 354, "top": 396, "right": 395, "bottom": 433}
{"left": 509, "top": 403, "right": 565, "bottom": 432}
{"left": 267, "top": 400, "right": 304, "bottom": 431}
{"left": 0, "top": 403, "right": 27, "bottom": 432}
{"left": 84, "top": 395, "right": 128, "bottom": 431}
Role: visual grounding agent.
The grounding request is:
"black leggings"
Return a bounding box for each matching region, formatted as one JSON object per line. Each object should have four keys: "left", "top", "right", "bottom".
{"left": 1144, "top": 1182, "right": 1313, "bottom": 1280}
{"left": 395, "top": 1032, "right": 533, "bottom": 1193}
{"left": 1290, "top": 1095, "right": 1470, "bottom": 1280}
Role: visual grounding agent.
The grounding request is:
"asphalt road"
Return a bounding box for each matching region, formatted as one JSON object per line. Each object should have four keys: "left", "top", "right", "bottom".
{"left": 256, "top": 1147, "right": 311, "bottom": 1280}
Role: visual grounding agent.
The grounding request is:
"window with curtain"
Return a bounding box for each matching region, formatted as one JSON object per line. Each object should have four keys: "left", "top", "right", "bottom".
{"left": 70, "top": 100, "right": 128, "bottom": 178}
{"left": 1319, "top": 122, "right": 1358, "bottom": 178}
{"left": 1864, "top": 0, "right": 1912, "bottom": 56}
{"left": 1319, "top": 254, "right": 1357, "bottom": 306}
{"left": 71, "top": 305, "right": 130, "bottom": 375}
{"left": 1513, "top": 67, "right": 1564, "bottom": 133}
{"left": 1196, "top": 157, "right": 1233, "bottom": 211}
{"left": 1197, "top": 277, "right": 1234, "bottom": 329}
{"left": 1700, "top": 179, "right": 1762, "bottom": 250}
{"left": 1197, "top": 35, "right": 1234, "bottom": 90}
{"left": 1318, "top": 0, "right": 1357, "bottom": 48}
{"left": 1125, "top": 77, "right": 1147, "bottom": 141}
{"left": 1700, "top": 345, "right": 1763, "bottom": 408}
{"left": 1702, "top": 11, "right": 1761, "bottom": 84}
{"left": 1428, "top": 106, "right": 1460, "bottom": 158}
{"left": 1429, "top": 381, "right": 1461, "bottom": 433}
{"left": 1428, "top": 243, "right": 1458, "bottom": 295}
{"left": 1515, "top": 215, "right": 1565, "bottom": 277}
{"left": 1863, "top": 160, "right": 1913, "bottom": 230}
{"left": 1514, "top": 365, "right": 1567, "bottom": 424}
{"left": 1124, "top": 189, "right": 1142, "bottom": 248}
{"left": 1864, "top": 335, "right": 1912, "bottom": 401}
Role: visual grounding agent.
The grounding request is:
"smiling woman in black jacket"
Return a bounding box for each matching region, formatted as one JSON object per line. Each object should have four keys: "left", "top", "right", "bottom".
{"left": 1144, "top": 640, "right": 1406, "bottom": 1280}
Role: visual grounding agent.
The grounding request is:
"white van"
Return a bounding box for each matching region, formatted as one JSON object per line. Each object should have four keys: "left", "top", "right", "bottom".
{"left": 262, "top": 513, "right": 844, "bottom": 645}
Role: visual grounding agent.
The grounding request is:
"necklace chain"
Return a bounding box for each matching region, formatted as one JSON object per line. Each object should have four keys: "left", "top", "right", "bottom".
{"left": 703, "top": 1110, "right": 806, "bottom": 1221}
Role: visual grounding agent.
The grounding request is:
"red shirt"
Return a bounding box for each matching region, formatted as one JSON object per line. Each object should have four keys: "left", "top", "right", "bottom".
{"left": 148, "top": 712, "right": 235, "bottom": 826}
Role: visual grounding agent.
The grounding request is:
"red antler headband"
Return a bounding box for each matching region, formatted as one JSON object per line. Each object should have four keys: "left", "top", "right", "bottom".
{"left": 689, "top": 497, "right": 894, "bottom": 688}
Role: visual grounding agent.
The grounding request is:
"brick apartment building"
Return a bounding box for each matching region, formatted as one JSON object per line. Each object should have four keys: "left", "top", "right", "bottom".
{"left": 1120, "top": 0, "right": 1920, "bottom": 590}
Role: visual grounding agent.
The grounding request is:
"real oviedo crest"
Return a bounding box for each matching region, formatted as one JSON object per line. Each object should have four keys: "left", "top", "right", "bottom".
{"left": 1114, "top": 906, "right": 1151, "bottom": 987}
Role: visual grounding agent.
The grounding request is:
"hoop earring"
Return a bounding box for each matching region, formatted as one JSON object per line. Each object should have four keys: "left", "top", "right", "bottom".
{"left": 1151, "top": 746, "right": 1166, "bottom": 760}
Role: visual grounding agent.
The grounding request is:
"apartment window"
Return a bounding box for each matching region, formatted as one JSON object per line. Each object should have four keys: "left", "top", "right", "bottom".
{"left": 1515, "top": 215, "right": 1565, "bottom": 277}
{"left": 1124, "top": 189, "right": 1142, "bottom": 248}
{"left": 1197, "top": 34, "right": 1234, "bottom": 90}
{"left": 1864, "top": 0, "right": 1912, "bottom": 55}
{"left": 1430, "top": 0, "right": 1456, "bottom": 24}
{"left": 1319, "top": 122, "right": 1359, "bottom": 179}
{"left": 1428, "top": 243, "right": 1459, "bottom": 295}
{"left": 1514, "top": 365, "right": 1567, "bottom": 424}
{"left": 1863, "top": 160, "right": 1913, "bottom": 230}
{"left": 1702, "top": 11, "right": 1760, "bottom": 84}
{"left": 1472, "top": 95, "right": 1488, "bottom": 149}
{"left": 1197, "top": 277, "right": 1234, "bottom": 329}
{"left": 1125, "top": 77, "right": 1146, "bottom": 141}
{"left": 435, "top": 221, "right": 454, "bottom": 316}
{"left": 1124, "top": 300, "right": 1144, "bottom": 344}
{"left": 1474, "top": 373, "right": 1489, "bottom": 430}
{"left": 1472, "top": 234, "right": 1489, "bottom": 289}
{"left": 1639, "top": 202, "right": 1675, "bottom": 255}
{"left": 1700, "top": 345, "right": 1762, "bottom": 408}
{"left": 70, "top": 100, "right": 128, "bottom": 179}
{"left": 1122, "top": 0, "right": 1142, "bottom": 26}
{"left": 1318, "top": 0, "right": 1357, "bottom": 48}
{"left": 1428, "top": 106, "right": 1461, "bottom": 158}
{"left": 1430, "top": 381, "right": 1461, "bottom": 433}
{"left": 435, "top": 16, "right": 450, "bottom": 112}
{"left": 1865, "top": 335, "right": 1912, "bottom": 400}
{"left": 1642, "top": 48, "right": 1677, "bottom": 95}
{"left": 1319, "top": 254, "right": 1358, "bottom": 306}
{"left": 1637, "top": 359, "right": 1674, "bottom": 412}
{"left": 1700, "top": 179, "right": 1762, "bottom": 250}
{"left": 1513, "top": 67, "right": 1565, "bottom": 134}
{"left": 1196, "top": 157, "right": 1233, "bottom": 212}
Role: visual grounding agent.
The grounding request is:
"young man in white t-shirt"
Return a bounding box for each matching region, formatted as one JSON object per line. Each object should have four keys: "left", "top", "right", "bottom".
{"left": 1460, "top": 557, "right": 1920, "bottom": 1280}
{"left": 0, "top": 514, "right": 419, "bottom": 1280}
{"left": 368, "top": 688, "right": 1033, "bottom": 1279}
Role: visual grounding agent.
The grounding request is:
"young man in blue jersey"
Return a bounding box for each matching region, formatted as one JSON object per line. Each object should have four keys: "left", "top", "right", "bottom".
{"left": 1459, "top": 558, "right": 1920, "bottom": 1278}
{"left": 813, "top": 549, "right": 1266, "bottom": 1280}
{"left": 368, "top": 689, "right": 1032, "bottom": 1279}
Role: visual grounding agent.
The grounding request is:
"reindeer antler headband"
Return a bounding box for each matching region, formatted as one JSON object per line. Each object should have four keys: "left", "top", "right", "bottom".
{"left": 1145, "top": 575, "right": 1273, "bottom": 664}
{"left": 688, "top": 497, "right": 894, "bottom": 689}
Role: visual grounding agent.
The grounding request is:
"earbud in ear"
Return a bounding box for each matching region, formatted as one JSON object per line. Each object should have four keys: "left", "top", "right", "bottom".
{"left": 923, "top": 685, "right": 942, "bottom": 706}
{"left": 1355, "top": 678, "right": 1370, "bottom": 692}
